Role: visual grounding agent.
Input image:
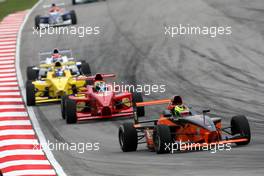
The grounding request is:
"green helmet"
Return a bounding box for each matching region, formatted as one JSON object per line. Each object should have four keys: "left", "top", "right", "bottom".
{"left": 174, "top": 105, "right": 185, "bottom": 116}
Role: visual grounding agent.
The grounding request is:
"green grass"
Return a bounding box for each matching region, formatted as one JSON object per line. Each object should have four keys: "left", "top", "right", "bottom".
{"left": 0, "top": 0, "right": 38, "bottom": 20}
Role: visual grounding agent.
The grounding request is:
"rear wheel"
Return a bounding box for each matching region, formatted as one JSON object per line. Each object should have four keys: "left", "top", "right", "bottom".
{"left": 81, "top": 63, "right": 91, "bottom": 75}
{"left": 70, "top": 10, "right": 77, "bottom": 24}
{"left": 72, "top": 0, "right": 76, "bottom": 5}
{"left": 132, "top": 92, "right": 145, "bottom": 117}
{"left": 153, "top": 125, "right": 172, "bottom": 154}
{"left": 66, "top": 98, "right": 77, "bottom": 124}
{"left": 26, "top": 81, "right": 35, "bottom": 106}
{"left": 231, "top": 115, "right": 251, "bottom": 145}
{"left": 61, "top": 95, "right": 68, "bottom": 119}
{"left": 119, "top": 123, "right": 138, "bottom": 152}
{"left": 27, "top": 66, "right": 38, "bottom": 80}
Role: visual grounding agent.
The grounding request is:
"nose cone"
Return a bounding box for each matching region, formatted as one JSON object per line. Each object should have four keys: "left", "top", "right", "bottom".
{"left": 95, "top": 91, "right": 114, "bottom": 107}
{"left": 51, "top": 77, "right": 68, "bottom": 93}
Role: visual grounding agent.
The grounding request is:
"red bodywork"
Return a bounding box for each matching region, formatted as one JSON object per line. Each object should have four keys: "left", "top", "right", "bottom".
{"left": 69, "top": 74, "right": 134, "bottom": 121}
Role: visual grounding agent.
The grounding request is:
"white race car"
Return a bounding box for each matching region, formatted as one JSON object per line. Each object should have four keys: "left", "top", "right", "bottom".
{"left": 35, "top": 4, "right": 77, "bottom": 29}
{"left": 27, "top": 49, "right": 91, "bottom": 80}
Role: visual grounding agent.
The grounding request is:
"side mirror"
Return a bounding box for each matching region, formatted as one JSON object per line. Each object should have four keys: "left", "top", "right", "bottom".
{"left": 202, "top": 109, "right": 210, "bottom": 125}
{"left": 163, "top": 110, "right": 172, "bottom": 117}
{"left": 134, "top": 110, "right": 139, "bottom": 124}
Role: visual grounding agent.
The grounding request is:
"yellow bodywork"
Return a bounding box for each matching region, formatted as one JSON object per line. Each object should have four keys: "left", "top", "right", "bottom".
{"left": 32, "top": 68, "right": 86, "bottom": 104}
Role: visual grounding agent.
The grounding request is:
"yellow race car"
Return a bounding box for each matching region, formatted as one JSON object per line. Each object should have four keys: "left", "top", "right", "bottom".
{"left": 26, "top": 61, "right": 90, "bottom": 106}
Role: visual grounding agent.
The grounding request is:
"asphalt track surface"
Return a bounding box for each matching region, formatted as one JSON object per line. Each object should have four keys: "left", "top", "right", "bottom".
{"left": 20, "top": 0, "right": 264, "bottom": 175}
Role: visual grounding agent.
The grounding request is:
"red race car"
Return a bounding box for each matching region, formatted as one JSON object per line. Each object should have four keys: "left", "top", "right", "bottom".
{"left": 119, "top": 96, "right": 251, "bottom": 154}
{"left": 61, "top": 73, "right": 145, "bottom": 124}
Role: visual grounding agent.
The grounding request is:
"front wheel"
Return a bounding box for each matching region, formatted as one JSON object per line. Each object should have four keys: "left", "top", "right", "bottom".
{"left": 26, "top": 81, "right": 35, "bottom": 106}
{"left": 231, "top": 115, "right": 251, "bottom": 145}
{"left": 27, "top": 66, "right": 38, "bottom": 80}
{"left": 153, "top": 125, "right": 172, "bottom": 154}
{"left": 119, "top": 123, "right": 138, "bottom": 152}
{"left": 80, "top": 62, "right": 91, "bottom": 75}
{"left": 66, "top": 98, "right": 77, "bottom": 124}
{"left": 70, "top": 10, "right": 77, "bottom": 24}
{"left": 61, "top": 95, "right": 68, "bottom": 119}
{"left": 35, "top": 15, "right": 40, "bottom": 29}
{"left": 132, "top": 92, "right": 145, "bottom": 117}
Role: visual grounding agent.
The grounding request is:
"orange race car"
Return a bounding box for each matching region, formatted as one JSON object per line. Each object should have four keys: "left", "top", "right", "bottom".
{"left": 119, "top": 96, "right": 251, "bottom": 154}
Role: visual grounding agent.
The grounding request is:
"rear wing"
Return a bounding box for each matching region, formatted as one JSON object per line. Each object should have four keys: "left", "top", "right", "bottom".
{"left": 42, "top": 3, "right": 65, "bottom": 8}
{"left": 77, "top": 73, "right": 116, "bottom": 81}
{"left": 136, "top": 99, "right": 171, "bottom": 107}
{"left": 133, "top": 99, "right": 172, "bottom": 124}
{"left": 39, "top": 49, "right": 73, "bottom": 61}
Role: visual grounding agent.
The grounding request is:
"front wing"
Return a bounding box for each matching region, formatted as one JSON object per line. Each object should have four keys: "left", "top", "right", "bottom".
{"left": 76, "top": 110, "right": 134, "bottom": 121}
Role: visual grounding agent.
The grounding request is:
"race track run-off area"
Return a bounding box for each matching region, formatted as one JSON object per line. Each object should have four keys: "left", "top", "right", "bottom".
{"left": 0, "top": 12, "right": 57, "bottom": 176}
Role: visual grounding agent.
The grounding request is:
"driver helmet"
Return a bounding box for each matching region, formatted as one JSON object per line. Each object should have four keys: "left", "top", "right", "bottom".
{"left": 52, "top": 48, "right": 61, "bottom": 62}
{"left": 55, "top": 68, "right": 63, "bottom": 77}
{"left": 173, "top": 105, "right": 189, "bottom": 117}
{"left": 94, "top": 81, "right": 106, "bottom": 92}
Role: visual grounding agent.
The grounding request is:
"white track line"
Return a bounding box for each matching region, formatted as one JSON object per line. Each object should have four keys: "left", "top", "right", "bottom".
{"left": 0, "top": 41, "right": 16, "bottom": 45}
{"left": 0, "top": 160, "right": 51, "bottom": 169}
{"left": 0, "top": 60, "right": 15, "bottom": 64}
{"left": 4, "top": 169, "right": 56, "bottom": 176}
{"left": 0, "top": 77, "right": 17, "bottom": 81}
{"left": 0, "top": 48, "right": 16, "bottom": 53}
{"left": 0, "top": 65, "right": 15, "bottom": 69}
{"left": 0, "top": 53, "right": 15, "bottom": 57}
{"left": 0, "top": 129, "right": 35, "bottom": 136}
{"left": 0, "top": 120, "right": 31, "bottom": 127}
{"left": 0, "top": 139, "right": 38, "bottom": 147}
{"left": 0, "top": 39, "right": 16, "bottom": 42}
{"left": 0, "top": 35, "right": 17, "bottom": 38}
{"left": 0, "top": 56, "right": 15, "bottom": 60}
{"left": 0, "top": 45, "right": 15, "bottom": 49}
{"left": 0, "top": 73, "right": 16, "bottom": 77}
{"left": 0, "top": 98, "right": 22, "bottom": 102}
{"left": 0, "top": 112, "right": 27, "bottom": 117}
{"left": 0, "top": 92, "right": 20, "bottom": 96}
{"left": 0, "top": 82, "right": 18, "bottom": 86}
{"left": 0, "top": 105, "right": 24, "bottom": 109}
{"left": 0, "top": 149, "right": 44, "bottom": 158}
{"left": 15, "top": 0, "right": 67, "bottom": 175}
{"left": 0, "top": 69, "right": 16, "bottom": 73}
{"left": 0, "top": 87, "right": 19, "bottom": 90}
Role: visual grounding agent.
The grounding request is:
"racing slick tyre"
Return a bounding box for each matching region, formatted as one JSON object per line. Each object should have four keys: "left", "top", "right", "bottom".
{"left": 77, "top": 60, "right": 86, "bottom": 70}
{"left": 27, "top": 66, "right": 38, "bottom": 80}
{"left": 66, "top": 98, "right": 77, "bottom": 124}
{"left": 35, "top": 15, "right": 40, "bottom": 29}
{"left": 26, "top": 81, "right": 35, "bottom": 106}
{"left": 231, "top": 115, "right": 251, "bottom": 145}
{"left": 70, "top": 10, "right": 77, "bottom": 25}
{"left": 81, "top": 63, "right": 91, "bottom": 76}
{"left": 72, "top": 0, "right": 76, "bottom": 5}
{"left": 153, "top": 125, "right": 172, "bottom": 154}
{"left": 61, "top": 95, "right": 68, "bottom": 119}
{"left": 132, "top": 92, "right": 145, "bottom": 117}
{"left": 119, "top": 123, "right": 138, "bottom": 152}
